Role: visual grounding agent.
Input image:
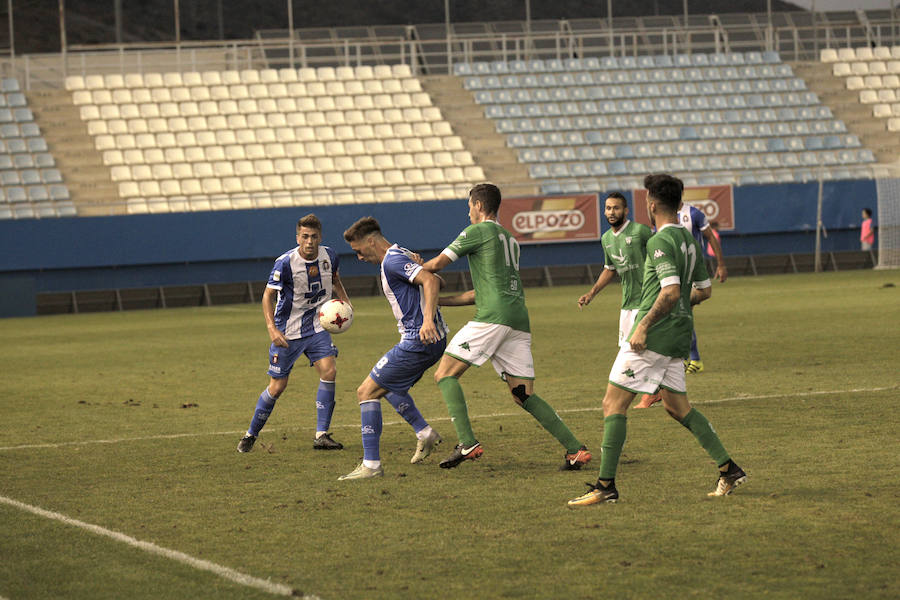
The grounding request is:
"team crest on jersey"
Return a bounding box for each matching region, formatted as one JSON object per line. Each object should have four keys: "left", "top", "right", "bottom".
{"left": 653, "top": 249, "right": 665, "bottom": 258}
{"left": 403, "top": 262, "right": 417, "bottom": 276}
{"left": 273, "top": 270, "right": 281, "bottom": 281}
{"left": 272, "top": 353, "right": 279, "bottom": 364}
{"left": 626, "top": 236, "right": 632, "bottom": 244}
{"left": 308, "top": 265, "right": 319, "bottom": 277}
{"left": 322, "top": 260, "right": 330, "bottom": 272}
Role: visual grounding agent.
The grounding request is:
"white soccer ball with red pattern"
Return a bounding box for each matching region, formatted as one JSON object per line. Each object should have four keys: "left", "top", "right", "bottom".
{"left": 318, "top": 299, "right": 353, "bottom": 334}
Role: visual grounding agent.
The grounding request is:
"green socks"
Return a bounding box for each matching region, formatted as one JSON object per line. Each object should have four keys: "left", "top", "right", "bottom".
{"left": 599, "top": 413, "right": 627, "bottom": 480}
{"left": 437, "top": 376, "right": 477, "bottom": 447}
{"left": 680, "top": 408, "right": 731, "bottom": 467}
{"left": 522, "top": 393, "right": 581, "bottom": 453}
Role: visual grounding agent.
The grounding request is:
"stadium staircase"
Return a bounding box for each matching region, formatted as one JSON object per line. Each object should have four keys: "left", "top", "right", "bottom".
{"left": 421, "top": 75, "right": 537, "bottom": 194}
{"left": 25, "top": 89, "right": 122, "bottom": 215}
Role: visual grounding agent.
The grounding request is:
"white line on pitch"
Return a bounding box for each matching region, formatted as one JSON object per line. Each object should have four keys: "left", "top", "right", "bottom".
{"left": 0, "top": 495, "right": 319, "bottom": 599}
{"left": 1, "top": 385, "right": 894, "bottom": 452}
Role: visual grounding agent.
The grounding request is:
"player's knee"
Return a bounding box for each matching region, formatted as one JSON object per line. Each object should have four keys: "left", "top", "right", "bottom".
{"left": 268, "top": 379, "right": 287, "bottom": 398}
{"left": 319, "top": 367, "right": 337, "bottom": 382}
{"left": 355, "top": 386, "right": 369, "bottom": 403}
{"left": 511, "top": 384, "right": 529, "bottom": 406}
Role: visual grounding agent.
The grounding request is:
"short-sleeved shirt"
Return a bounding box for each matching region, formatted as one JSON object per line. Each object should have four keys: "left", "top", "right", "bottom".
{"left": 381, "top": 244, "right": 449, "bottom": 349}
{"left": 266, "top": 245, "right": 340, "bottom": 340}
{"left": 441, "top": 219, "right": 530, "bottom": 333}
{"left": 678, "top": 204, "right": 709, "bottom": 249}
{"left": 630, "top": 224, "right": 711, "bottom": 359}
{"left": 602, "top": 220, "right": 653, "bottom": 310}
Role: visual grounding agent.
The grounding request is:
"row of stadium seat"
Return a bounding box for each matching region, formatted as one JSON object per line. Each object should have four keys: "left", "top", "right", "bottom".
{"left": 1, "top": 183, "right": 71, "bottom": 203}
{"left": 1, "top": 137, "right": 49, "bottom": 153}
{"left": 0, "top": 122, "right": 42, "bottom": 138}
{"left": 0, "top": 201, "right": 77, "bottom": 219}
{"left": 105, "top": 151, "right": 475, "bottom": 175}
{"left": 452, "top": 51, "right": 782, "bottom": 75}
{"left": 0, "top": 167, "right": 63, "bottom": 185}
{"left": 464, "top": 65, "right": 794, "bottom": 90}
{"left": 85, "top": 118, "right": 452, "bottom": 139}
{"left": 92, "top": 132, "right": 465, "bottom": 153}
{"left": 0, "top": 108, "right": 35, "bottom": 123}
{"left": 0, "top": 152, "right": 55, "bottom": 170}
{"left": 116, "top": 165, "right": 485, "bottom": 199}
{"left": 498, "top": 117, "right": 842, "bottom": 138}
{"left": 821, "top": 46, "right": 900, "bottom": 62}
{"left": 472, "top": 80, "right": 806, "bottom": 103}
{"left": 65, "top": 65, "right": 416, "bottom": 91}
{"left": 0, "top": 92, "right": 28, "bottom": 108}
{"left": 514, "top": 137, "right": 866, "bottom": 162}
{"left": 73, "top": 84, "right": 428, "bottom": 106}
{"left": 524, "top": 149, "right": 874, "bottom": 179}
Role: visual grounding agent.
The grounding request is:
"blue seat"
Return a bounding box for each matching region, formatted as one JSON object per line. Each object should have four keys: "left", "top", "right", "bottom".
{"left": 529, "top": 164, "right": 550, "bottom": 178}
{"left": 496, "top": 119, "right": 515, "bottom": 133}
{"left": 541, "top": 181, "right": 562, "bottom": 194}
{"left": 453, "top": 63, "right": 473, "bottom": 76}
{"left": 513, "top": 118, "right": 533, "bottom": 131}
{"left": 505, "top": 104, "right": 524, "bottom": 118}
{"left": 472, "top": 62, "right": 491, "bottom": 75}
{"left": 565, "top": 131, "right": 585, "bottom": 145}
{"left": 570, "top": 87, "right": 587, "bottom": 100}
{"left": 608, "top": 160, "right": 628, "bottom": 175}
{"left": 585, "top": 131, "right": 605, "bottom": 145}
{"left": 575, "top": 146, "right": 596, "bottom": 160}
{"left": 546, "top": 132, "right": 565, "bottom": 146}
{"left": 545, "top": 59, "right": 564, "bottom": 72}
{"left": 823, "top": 135, "right": 843, "bottom": 149}
{"left": 767, "top": 138, "right": 787, "bottom": 152}
{"left": 518, "top": 148, "right": 538, "bottom": 162}
{"left": 1, "top": 78, "right": 20, "bottom": 92}
{"left": 653, "top": 54, "right": 674, "bottom": 67}
{"left": 465, "top": 77, "right": 484, "bottom": 91}
{"left": 679, "top": 126, "right": 699, "bottom": 140}
{"left": 27, "top": 185, "right": 49, "bottom": 202}
{"left": 526, "top": 133, "right": 545, "bottom": 146}
{"left": 549, "top": 163, "right": 570, "bottom": 178}
{"left": 508, "top": 133, "right": 527, "bottom": 147}
{"left": 763, "top": 51, "right": 781, "bottom": 63}
{"left": 709, "top": 53, "right": 727, "bottom": 66}
{"left": 509, "top": 60, "right": 527, "bottom": 73}
{"left": 482, "top": 76, "right": 501, "bottom": 89}
{"left": 745, "top": 51, "right": 764, "bottom": 64}
{"left": 527, "top": 59, "right": 546, "bottom": 72}
{"left": 485, "top": 105, "right": 504, "bottom": 119}
{"left": 49, "top": 185, "right": 70, "bottom": 202}
{"left": 491, "top": 61, "right": 510, "bottom": 74}
{"left": 539, "top": 148, "right": 558, "bottom": 162}
{"left": 588, "top": 161, "right": 608, "bottom": 176}
{"left": 563, "top": 58, "right": 583, "bottom": 71}
{"left": 557, "top": 73, "right": 575, "bottom": 86}
{"left": 804, "top": 136, "right": 824, "bottom": 150}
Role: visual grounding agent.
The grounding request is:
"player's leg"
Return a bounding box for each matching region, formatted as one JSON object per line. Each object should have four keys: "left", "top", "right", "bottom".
{"left": 685, "top": 328, "right": 704, "bottom": 373}
{"left": 658, "top": 363, "right": 746, "bottom": 496}
{"left": 434, "top": 354, "right": 480, "bottom": 467}
{"left": 307, "top": 331, "right": 342, "bottom": 449}
{"left": 339, "top": 376, "right": 388, "bottom": 480}
{"left": 237, "top": 340, "right": 300, "bottom": 453}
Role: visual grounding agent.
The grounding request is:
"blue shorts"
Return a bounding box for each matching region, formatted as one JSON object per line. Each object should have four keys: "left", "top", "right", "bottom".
{"left": 267, "top": 331, "right": 338, "bottom": 379}
{"left": 369, "top": 337, "right": 447, "bottom": 394}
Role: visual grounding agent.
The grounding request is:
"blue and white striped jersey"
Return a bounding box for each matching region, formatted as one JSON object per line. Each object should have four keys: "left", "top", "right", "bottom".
{"left": 267, "top": 245, "right": 340, "bottom": 340}
{"left": 678, "top": 204, "right": 709, "bottom": 249}
{"left": 380, "top": 244, "right": 449, "bottom": 347}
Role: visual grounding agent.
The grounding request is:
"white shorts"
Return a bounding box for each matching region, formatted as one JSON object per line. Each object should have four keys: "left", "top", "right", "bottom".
{"left": 618, "top": 308, "right": 639, "bottom": 348}
{"left": 608, "top": 346, "right": 686, "bottom": 395}
{"left": 445, "top": 321, "right": 535, "bottom": 380}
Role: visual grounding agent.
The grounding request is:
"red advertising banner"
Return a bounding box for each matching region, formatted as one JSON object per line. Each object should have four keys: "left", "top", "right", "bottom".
{"left": 497, "top": 194, "right": 601, "bottom": 244}
{"left": 632, "top": 185, "right": 735, "bottom": 230}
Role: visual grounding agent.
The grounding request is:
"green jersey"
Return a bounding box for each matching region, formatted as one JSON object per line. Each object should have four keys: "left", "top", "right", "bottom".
{"left": 631, "top": 223, "right": 711, "bottom": 359}
{"left": 601, "top": 220, "right": 653, "bottom": 310}
{"left": 443, "top": 219, "right": 530, "bottom": 333}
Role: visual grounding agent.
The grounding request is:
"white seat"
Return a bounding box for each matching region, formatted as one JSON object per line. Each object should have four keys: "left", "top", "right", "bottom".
{"left": 870, "top": 61, "right": 888, "bottom": 75}
{"left": 160, "top": 179, "right": 181, "bottom": 196}
{"left": 846, "top": 76, "right": 865, "bottom": 90}
{"left": 860, "top": 89, "right": 879, "bottom": 103}
{"left": 110, "top": 165, "right": 131, "bottom": 182}
{"left": 72, "top": 90, "right": 93, "bottom": 105}
{"left": 884, "top": 75, "right": 900, "bottom": 88}
{"left": 273, "top": 158, "right": 295, "bottom": 174}
{"left": 143, "top": 73, "right": 164, "bottom": 87}
{"left": 184, "top": 146, "right": 205, "bottom": 162}
{"left": 139, "top": 180, "right": 161, "bottom": 197}
{"left": 111, "top": 89, "right": 132, "bottom": 104}
{"left": 118, "top": 181, "right": 140, "bottom": 198}
{"left": 65, "top": 75, "right": 86, "bottom": 90}
{"left": 864, "top": 75, "right": 884, "bottom": 89}
{"left": 820, "top": 49, "right": 838, "bottom": 63}
{"left": 165, "top": 148, "right": 186, "bottom": 164}
{"left": 878, "top": 89, "right": 897, "bottom": 102}
{"left": 833, "top": 62, "right": 851, "bottom": 77}
{"left": 102, "top": 150, "right": 124, "bottom": 165}
{"left": 201, "top": 71, "right": 223, "bottom": 86}
{"left": 856, "top": 47, "right": 875, "bottom": 61}
{"left": 464, "top": 165, "right": 485, "bottom": 180}
{"left": 242, "top": 175, "right": 264, "bottom": 192}
{"left": 92, "top": 90, "right": 113, "bottom": 105}
{"left": 278, "top": 68, "right": 299, "bottom": 82}
{"left": 874, "top": 47, "right": 892, "bottom": 60}
{"left": 119, "top": 104, "right": 140, "bottom": 119}
{"left": 851, "top": 62, "right": 869, "bottom": 75}
{"left": 87, "top": 120, "right": 108, "bottom": 135}
{"left": 181, "top": 178, "right": 202, "bottom": 195}
{"left": 144, "top": 148, "right": 165, "bottom": 164}
{"left": 873, "top": 103, "right": 892, "bottom": 118}
{"left": 139, "top": 103, "right": 160, "bottom": 118}
{"left": 264, "top": 142, "right": 287, "bottom": 158}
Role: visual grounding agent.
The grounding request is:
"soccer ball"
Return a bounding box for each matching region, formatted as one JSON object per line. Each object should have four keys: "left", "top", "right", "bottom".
{"left": 318, "top": 299, "right": 353, "bottom": 334}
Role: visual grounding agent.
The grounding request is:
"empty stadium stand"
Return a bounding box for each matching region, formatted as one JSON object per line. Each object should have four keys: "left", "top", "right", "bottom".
{"left": 457, "top": 52, "right": 876, "bottom": 193}
{"left": 0, "top": 78, "right": 75, "bottom": 219}
{"left": 64, "top": 65, "right": 484, "bottom": 214}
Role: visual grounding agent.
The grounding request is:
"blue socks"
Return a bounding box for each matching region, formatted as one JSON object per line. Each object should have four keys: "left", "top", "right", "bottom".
{"left": 315, "top": 379, "right": 336, "bottom": 434}
{"left": 386, "top": 391, "right": 428, "bottom": 433}
{"left": 690, "top": 329, "right": 700, "bottom": 361}
{"left": 248, "top": 389, "right": 278, "bottom": 436}
{"left": 360, "top": 400, "right": 382, "bottom": 465}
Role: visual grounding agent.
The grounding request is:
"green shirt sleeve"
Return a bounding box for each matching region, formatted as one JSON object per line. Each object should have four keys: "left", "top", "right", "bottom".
{"left": 446, "top": 224, "right": 483, "bottom": 260}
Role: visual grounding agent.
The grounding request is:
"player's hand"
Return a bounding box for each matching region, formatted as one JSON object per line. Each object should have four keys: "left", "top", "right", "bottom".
{"left": 577, "top": 293, "right": 593, "bottom": 308}
{"left": 409, "top": 252, "right": 424, "bottom": 265}
{"left": 629, "top": 327, "right": 647, "bottom": 353}
{"left": 715, "top": 264, "right": 728, "bottom": 283}
{"left": 419, "top": 320, "right": 439, "bottom": 345}
{"left": 268, "top": 327, "right": 289, "bottom": 348}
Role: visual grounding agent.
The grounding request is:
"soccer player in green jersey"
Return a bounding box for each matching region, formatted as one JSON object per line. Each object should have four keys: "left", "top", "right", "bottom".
{"left": 421, "top": 183, "right": 592, "bottom": 470}
{"left": 568, "top": 174, "right": 746, "bottom": 506}
{"left": 578, "top": 192, "right": 652, "bottom": 348}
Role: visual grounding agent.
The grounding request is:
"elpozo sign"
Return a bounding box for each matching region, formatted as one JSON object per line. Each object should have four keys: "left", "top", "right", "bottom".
{"left": 497, "top": 194, "right": 601, "bottom": 245}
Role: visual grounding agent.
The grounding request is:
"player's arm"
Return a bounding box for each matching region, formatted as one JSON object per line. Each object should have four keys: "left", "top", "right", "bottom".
{"left": 330, "top": 271, "right": 351, "bottom": 307}
{"left": 412, "top": 269, "right": 442, "bottom": 344}
{"left": 628, "top": 284, "right": 679, "bottom": 353}
{"left": 439, "top": 289, "right": 475, "bottom": 306}
{"left": 262, "top": 287, "right": 288, "bottom": 348}
{"left": 422, "top": 253, "right": 452, "bottom": 273}
{"left": 578, "top": 267, "right": 615, "bottom": 308}
{"left": 690, "top": 285, "right": 711, "bottom": 306}
{"left": 702, "top": 227, "right": 727, "bottom": 283}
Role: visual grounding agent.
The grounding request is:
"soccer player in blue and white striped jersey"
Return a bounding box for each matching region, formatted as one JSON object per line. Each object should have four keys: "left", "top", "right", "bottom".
{"left": 338, "top": 216, "right": 447, "bottom": 479}
{"left": 237, "top": 214, "right": 351, "bottom": 453}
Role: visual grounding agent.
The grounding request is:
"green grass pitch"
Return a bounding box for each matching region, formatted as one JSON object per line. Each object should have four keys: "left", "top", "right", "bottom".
{"left": 1, "top": 270, "right": 898, "bottom": 599}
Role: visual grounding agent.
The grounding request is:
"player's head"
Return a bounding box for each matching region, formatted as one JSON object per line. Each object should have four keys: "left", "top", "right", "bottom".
{"left": 343, "top": 216, "right": 386, "bottom": 264}
{"left": 643, "top": 174, "right": 683, "bottom": 225}
{"left": 296, "top": 213, "right": 322, "bottom": 260}
{"left": 468, "top": 183, "right": 501, "bottom": 223}
{"left": 862, "top": 208, "right": 872, "bottom": 219}
{"left": 604, "top": 192, "right": 628, "bottom": 229}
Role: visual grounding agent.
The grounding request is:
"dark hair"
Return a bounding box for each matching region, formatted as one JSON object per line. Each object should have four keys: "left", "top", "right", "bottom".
{"left": 297, "top": 213, "right": 322, "bottom": 232}
{"left": 643, "top": 174, "right": 683, "bottom": 212}
{"left": 343, "top": 216, "right": 382, "bottom": 243}
{"left": 469, "top": 183, "right": 502, "bottom": 216}
{"left": 863, "top": 208, "right": 872, "bottom": 218}
{"left": 605, "top": 191, "right": 627, "bottom": 208}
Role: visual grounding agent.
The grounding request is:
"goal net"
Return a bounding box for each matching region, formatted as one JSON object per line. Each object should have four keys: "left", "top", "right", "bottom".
{"left": 874, "top": 166, "right": 900, "bottom": 269}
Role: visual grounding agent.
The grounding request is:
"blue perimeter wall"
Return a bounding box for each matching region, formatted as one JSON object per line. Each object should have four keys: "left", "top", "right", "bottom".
{"left": 0, "top": 179, "right": 877, "bottom": 311}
